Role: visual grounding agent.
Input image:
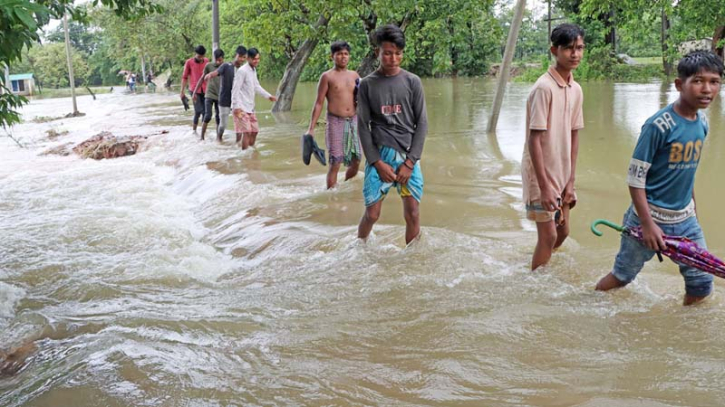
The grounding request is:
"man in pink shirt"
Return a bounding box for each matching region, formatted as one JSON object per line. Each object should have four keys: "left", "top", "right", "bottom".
{"left": 522, "top": 24, "right": 585, "bottom": 270}
{"left": 180, "top": 45, "right": 209, "bottom": 132}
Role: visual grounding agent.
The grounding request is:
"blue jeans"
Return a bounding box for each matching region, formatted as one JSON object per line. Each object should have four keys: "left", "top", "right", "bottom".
{"left": 612, "top": 206, "right": 713, "bottom": 297}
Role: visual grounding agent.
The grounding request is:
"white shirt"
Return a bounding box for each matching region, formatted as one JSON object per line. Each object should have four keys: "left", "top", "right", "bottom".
{"left": 231, "top": 63, "right": 272, "bottom": 113}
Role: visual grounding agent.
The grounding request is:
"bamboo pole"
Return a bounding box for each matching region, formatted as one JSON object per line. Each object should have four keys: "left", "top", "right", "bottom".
{"left": 212, "top": 0, "right": 220, "bottom": 52}
{"left": 487, "top": 0, "right": 526, "bottom": 133}
{"left": 63, "top": 13, "right": 79, "bottom": 115}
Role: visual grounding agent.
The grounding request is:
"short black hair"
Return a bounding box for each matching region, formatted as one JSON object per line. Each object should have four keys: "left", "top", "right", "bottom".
{"left": 551, "top": 23, "right": 585, "bottom": 47}
{"left": 195, "top": 45, "right": 207, "bottom": 55}
{"left": 214, "top": 49, "right": 224, "bottom": 60}
{"left": 677, "top": 50, "right": 725, "bottom": 79}
{"left": 235, "top": 45, "right": 247, "bottom": 56}
{"left": 374, "top": 24, "right": 405, "bottom": 50}
{"left": 330, "top": 41, "right": 351, "bottom": 55}
{"left": 247, "top": 48, "right": 259, "bottom": 58}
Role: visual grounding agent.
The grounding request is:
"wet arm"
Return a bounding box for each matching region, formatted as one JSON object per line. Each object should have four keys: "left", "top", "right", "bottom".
{"left": 569, "top": 129, "right": 579, "bottom": 185}
{"left": 194, "top": 64, "right": 213, "bottom": 95}
{"left": 180, "top": 61, "right": 189, "bottom": 96}
{"left": 407, "top": 77, "right": 428, "bottom": 165}
{"left": 254, "top": 77, "right": 272, "bottom": 99}
{"left": 630, "top": 186, "right": 665, "bottom": 250}
{"left": 192, "top": 75, "right": 205, "bottom": 96}
{"left": 629, "top": 187, "right": 653, "bottom": 224}
{"left": 307, "top": 74, "right": 328, "bottom": 134}
{"left": 563, "top": 129, "right": 580, "bottom": 206}
{"left": 207, "top": 69, "right": 221, "bottom": 80}
{"left": 357, "top": 82, "right": 380, "bottom": 164}
{"left": 180, "top": 77, "right": 188, "bottom": 95}
{"left": 231, "top": 69, "right": 245, "bottom": 110}
{"left": 529, "top": 130, "right": 553, "bottom": 199}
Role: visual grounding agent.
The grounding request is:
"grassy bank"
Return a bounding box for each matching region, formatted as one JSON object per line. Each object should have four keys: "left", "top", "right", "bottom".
{"left": 513, "top": 49, "right": 667, "bottom": 83}
{"left": 27, "top": 85, "right": 165, "bottom": 100}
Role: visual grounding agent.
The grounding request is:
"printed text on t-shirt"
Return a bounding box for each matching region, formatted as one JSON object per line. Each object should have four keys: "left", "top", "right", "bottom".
{"left": 381, "top": 105, "right": 402, "bottom": 115}
{"left": 653, "top": 112, "right": 676, "bottom": 133}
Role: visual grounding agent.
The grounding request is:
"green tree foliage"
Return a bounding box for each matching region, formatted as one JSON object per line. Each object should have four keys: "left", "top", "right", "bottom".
{"left": 91, "top": 0, "right": 209, "bottom": 85}
{"left": 498, "top": 3, "right": 549, "bottom": 63}
{"left": 575, "top": 0, "right": 725, "bottom": 73}
{"left": 0, "top": 0, "right": 161, "bottom": 128}
{"left": 219, "top": 0, "right": 501, "bottom": 81}
{"left": 407, "top": 0, "right": 501, "bottom": 76}
{"left": 45, "top": 20, "right": 100, "bottom": 55}
{"left": 219, "top": 0, "right": 334, "bottom": 80}
{"left": 28, "top": 43, "right": 89, "bottom": 88}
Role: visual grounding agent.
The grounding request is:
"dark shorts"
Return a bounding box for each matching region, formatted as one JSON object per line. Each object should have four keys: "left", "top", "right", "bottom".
{"left": 203, "top": 98, "right": 220, "bottom": 124}
{"left": 192, "top": 92, "right": 205, "bottom": 124}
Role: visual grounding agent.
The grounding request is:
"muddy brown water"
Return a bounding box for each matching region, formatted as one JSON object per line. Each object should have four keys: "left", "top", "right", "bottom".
{"left": 1, "top": 77, "right": 725, "bottom": 406}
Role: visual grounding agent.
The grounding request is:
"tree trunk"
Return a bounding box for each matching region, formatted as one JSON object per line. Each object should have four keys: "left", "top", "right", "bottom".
{"left": 140, "top": 54, "right": 146, "bottom": 84}
{"left": 357, "top": 9, "right": 378, "bottom": 78}
{"left": 357, "top": 51, "right": 377, "bottom": 78}
{"left": 357, "top": 10, "right": 414, "bottom": 78}
{"left": 448, "top": 17, "right": 458, "bottom": 77}
{"left": 713, "top": 25, "right": 725, "bottom": 60}
{"left": 271, "top": 14, "right": 330, "bottom": 112}
{"left": 603, "top": 8, "right": 616, "bottom": 52}
{"left": 661, "top": 8, "right": 672, "bottom": 76}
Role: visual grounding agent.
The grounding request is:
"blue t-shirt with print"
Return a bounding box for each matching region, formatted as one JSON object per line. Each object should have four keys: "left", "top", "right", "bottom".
{"left": 627, "top": 103, "right": 707, "bottom": 211}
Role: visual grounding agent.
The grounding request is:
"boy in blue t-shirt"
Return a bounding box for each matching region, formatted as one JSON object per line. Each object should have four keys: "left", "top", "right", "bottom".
{"left": 596, "top": 51, "right": 724, "bottom": 305}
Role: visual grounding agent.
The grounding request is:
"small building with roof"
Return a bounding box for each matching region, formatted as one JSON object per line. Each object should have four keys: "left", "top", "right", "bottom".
{"left": 9, "top": 73, "right": 35, "bottom": 96}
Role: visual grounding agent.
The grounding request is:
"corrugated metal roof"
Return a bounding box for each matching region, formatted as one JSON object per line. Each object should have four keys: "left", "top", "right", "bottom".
{"left": 9, "top": 73, "right": 34, "bottom": 81}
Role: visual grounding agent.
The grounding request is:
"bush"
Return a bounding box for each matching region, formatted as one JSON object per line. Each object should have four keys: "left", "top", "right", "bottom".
{"left": 514, "top": 55, "right": 548, "bottom": 82}
{"left": 514, "top": 46, "right": 665, "bottom": 82}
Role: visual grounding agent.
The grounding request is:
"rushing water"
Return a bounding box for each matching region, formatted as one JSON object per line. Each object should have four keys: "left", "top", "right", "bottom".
{"left": 1, "top": 78, "right": 725, "bottom": 406}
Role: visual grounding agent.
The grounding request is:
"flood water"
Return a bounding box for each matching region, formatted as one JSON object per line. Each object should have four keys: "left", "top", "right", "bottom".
{"left": 2, "top": 78, "right": 725, "bottom": 406}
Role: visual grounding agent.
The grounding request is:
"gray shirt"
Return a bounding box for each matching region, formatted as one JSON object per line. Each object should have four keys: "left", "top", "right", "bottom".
{"left": 216, "top": 62, "right": 238, "bottom": 107}
{"left": 357, "top": 69, "right": 428, "bottom": 164}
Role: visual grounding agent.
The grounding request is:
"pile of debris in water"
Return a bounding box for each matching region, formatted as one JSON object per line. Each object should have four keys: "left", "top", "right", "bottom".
{"left": 42, "top": 130, "right": 168, "bottom": 159}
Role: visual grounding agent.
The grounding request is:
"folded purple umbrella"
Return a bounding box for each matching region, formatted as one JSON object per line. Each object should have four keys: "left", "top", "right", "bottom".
{"left": 592, "top": 219, "right": 725, "bottom": 279}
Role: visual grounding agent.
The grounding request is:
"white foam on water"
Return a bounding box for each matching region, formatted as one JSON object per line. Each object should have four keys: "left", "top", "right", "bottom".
{"left": 3, "top": 85, "right": 725, "bottom": 407}
{"left": 0, "top": 282, "right": 25, "bottom": 321}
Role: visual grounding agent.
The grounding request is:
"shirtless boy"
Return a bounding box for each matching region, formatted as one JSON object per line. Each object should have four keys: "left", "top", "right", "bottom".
{"left": 306, "top": 41, "right": 362, "bottom": 189}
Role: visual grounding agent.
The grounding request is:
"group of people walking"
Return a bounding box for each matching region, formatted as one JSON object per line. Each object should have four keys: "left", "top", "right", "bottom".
{"left": 181, "top": 23, "right": 724, "bottom": 306}
{"left": 180, "top": 45, "right": 277, "bottom": 147}
{"left": 124, "top": 71, "right": 155, "bottom": 93}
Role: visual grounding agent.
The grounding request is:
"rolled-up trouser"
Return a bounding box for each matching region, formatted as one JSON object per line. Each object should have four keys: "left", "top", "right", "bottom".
{"left": 218, "top": 106, "right": 231, "bottom": 139}
{"left": 193, "top": 92, "right": 205, "bottom": 125}
{"left": 611, "top": 206, "right": 713, "bottom": 297}
{"left": 203, "top": 97, "right": 220, "bottom": 125}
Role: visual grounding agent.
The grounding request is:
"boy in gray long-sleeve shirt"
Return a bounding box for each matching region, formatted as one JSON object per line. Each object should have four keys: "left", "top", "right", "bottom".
{"left": 357, "top": 24, "right": 428, "bottom": 245}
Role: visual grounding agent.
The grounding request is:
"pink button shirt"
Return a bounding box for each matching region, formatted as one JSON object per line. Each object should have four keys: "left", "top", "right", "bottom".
{"left": 182, "top": 57, "right": 209, "bottom": 94}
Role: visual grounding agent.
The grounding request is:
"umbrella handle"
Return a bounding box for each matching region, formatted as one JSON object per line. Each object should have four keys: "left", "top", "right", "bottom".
{"left": 591, "top": 219, "right": 625, "bottom": 237}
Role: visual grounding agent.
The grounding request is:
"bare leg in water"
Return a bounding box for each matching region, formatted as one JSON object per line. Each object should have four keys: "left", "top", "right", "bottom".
{"left": 402, "top": 196, "right": 420, "bottom": 244}
{"left": 358, "top": 200, "right": 382, "bottom": 242}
